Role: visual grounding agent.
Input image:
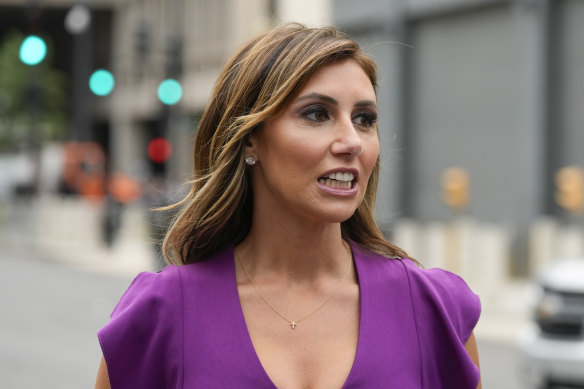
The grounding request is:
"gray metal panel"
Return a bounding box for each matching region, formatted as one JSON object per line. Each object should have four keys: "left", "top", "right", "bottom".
{"left": 333, "top": 0, "right": 396, "bottom": 30}
{"left": 557, "top": 0, "right": 584, "bottom": 168}
{"left": 408, "top": 5, "right": 526, "bottom": 223}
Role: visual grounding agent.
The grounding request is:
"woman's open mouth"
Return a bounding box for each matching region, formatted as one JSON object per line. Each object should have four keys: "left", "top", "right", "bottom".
{"left": 317, "top": 172, "right": 355, "bottom": 189}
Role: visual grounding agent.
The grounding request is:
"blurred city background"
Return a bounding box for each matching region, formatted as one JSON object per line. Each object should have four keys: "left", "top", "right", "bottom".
{"left": 0, "top": 0, "right": 583, "bottom": 388}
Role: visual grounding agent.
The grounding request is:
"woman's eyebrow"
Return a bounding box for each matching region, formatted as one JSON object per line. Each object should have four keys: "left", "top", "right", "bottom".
{"left": 295, "top": 93, "right": 338, "bottom": 105}
{"left": 355, "top": 100, "right": 377, "bottom": 109}
{"left": 295, "top": 93, "right": 377, "bottom": 109}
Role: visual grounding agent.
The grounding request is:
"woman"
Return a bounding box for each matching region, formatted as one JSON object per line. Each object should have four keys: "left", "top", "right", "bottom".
{"left": 95, "top": 24, "right": 481, "bottom": 388}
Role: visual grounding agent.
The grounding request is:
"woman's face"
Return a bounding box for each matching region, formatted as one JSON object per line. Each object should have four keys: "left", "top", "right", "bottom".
{"left": 248, "top": 59, "right": 379, "bottom": 225}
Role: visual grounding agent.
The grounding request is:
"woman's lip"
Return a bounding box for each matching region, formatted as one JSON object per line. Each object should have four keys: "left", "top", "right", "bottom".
{"left": 316, "top": 180, "right": 359, "bottom": 197}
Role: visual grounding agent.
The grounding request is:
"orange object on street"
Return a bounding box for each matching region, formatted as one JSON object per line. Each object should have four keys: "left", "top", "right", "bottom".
{"left": 108, "top": 172, "right": 142, "bottom": 204}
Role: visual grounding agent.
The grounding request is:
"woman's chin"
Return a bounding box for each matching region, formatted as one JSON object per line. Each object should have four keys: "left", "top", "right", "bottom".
{"left": 305, "top": 206, "right": 360, "bottom": 225}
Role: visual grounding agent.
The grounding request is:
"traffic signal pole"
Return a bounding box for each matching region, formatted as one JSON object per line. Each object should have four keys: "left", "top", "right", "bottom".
{"left": 151, "top": 34, "right": 182, "bottom": 178}
{"left": 70, "top": 0, "right": 93, "bottom": 142}
{"left": 22, "top": 0, "right": 44, "bottom": 195}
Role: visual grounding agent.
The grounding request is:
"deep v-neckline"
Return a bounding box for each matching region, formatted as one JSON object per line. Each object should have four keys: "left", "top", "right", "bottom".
{"left": 229, "top": 242, "right": 366, "bottom": 388}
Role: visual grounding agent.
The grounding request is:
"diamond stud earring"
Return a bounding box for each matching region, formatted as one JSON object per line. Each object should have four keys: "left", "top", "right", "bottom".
{"left": 245, "top": 156, "right": 256, "bottom": 166}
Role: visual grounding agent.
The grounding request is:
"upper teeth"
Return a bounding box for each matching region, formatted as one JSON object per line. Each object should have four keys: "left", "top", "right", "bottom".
{"left": 326, "top": 172, "right": 354, "bottom": 181}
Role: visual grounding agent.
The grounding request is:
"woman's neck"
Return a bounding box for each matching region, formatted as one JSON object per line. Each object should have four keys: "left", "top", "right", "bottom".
{"left": 236, "top": 218, "right": 350, "bottom": 285}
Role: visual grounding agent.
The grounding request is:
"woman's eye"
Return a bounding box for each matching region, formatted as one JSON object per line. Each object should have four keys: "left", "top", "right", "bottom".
{"left": 352, "top": 112, "right": 378, "bottom": 128}
{"left": 302, "top": 106, "right": 330, "bottom": 122}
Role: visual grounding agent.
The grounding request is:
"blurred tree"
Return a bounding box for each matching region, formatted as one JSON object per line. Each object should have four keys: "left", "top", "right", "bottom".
{"left": 0, "top": 30, "right": 69, "bottom": 151}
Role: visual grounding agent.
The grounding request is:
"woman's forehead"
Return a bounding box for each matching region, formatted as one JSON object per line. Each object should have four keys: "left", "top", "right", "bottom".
{"left": 293, "top": 60, "right": 376, "bottom": 103}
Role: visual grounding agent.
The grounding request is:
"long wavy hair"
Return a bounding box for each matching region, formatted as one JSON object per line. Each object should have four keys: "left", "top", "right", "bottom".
{"left": 162, "top": 23, "right": 410, "bottom": 265}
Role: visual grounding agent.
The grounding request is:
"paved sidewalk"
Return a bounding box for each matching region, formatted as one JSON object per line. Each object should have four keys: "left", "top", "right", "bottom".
{"left": 0, "top": 239, "right": 155, "bottom": 278}
{"left": 0, "top": 197, "right": 157, "bottom": 277}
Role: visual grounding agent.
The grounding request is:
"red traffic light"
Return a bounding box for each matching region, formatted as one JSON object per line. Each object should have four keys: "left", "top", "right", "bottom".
{"left": 147, "top": 137, "right": 172, "bottom": 163}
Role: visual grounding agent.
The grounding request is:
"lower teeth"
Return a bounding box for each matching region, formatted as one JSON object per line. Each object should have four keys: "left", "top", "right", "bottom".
{"left": 319, "top": 178, "right": 351, "bottom": 189}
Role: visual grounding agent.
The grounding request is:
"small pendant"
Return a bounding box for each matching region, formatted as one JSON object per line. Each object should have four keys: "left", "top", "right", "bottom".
{"left": 290, "top": 321, "right": 296, "bottom": 329}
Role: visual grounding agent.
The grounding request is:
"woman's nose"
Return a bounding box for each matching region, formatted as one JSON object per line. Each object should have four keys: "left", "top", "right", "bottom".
{"left": 331, "top": 118, "right": 363, "bottom": 157}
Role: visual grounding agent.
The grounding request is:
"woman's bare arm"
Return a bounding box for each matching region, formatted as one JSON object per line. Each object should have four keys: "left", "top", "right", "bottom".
{"left": 465, "top": 332, "right": 482, "bottom": 389}
{"left": 94, "top": 355, "right": 111, "bottom": 389}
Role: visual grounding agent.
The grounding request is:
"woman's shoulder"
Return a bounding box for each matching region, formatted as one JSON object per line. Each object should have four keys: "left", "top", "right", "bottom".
{"left": 399, "top": 258, "right": 480, "bottom": 310}
{"left": 352, "top": 243, "right": 480, "bottom": 341}
{"left": 127, "top": 264, "right": 181, "bottom": 294}
{"left": 353, "top": 242, "right": 478, "bottom": 306}
{"left": 399, "top": 257, "right": 481, "bottom": 343}
{"left": 400, "top": 260, "right": 481, "bottom": 387}
{"left": 351, "top": 242, "right": 481, "bottom": 387}
{"left": 98, "top": 266, "right": 185, "bottom": 388}
{"left": 100, "top": 265, "right": 183, "bottom": 339}
{"left": 97, "top": 248, "right": 234, "bottom": 389}
{"left": 117, "top": 246, "right": 233, "bottom": 303}
{"left": 399, "top": 257, "right": 475, "bottom": 294}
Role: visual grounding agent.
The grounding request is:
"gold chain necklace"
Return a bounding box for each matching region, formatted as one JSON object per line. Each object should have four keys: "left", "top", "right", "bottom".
{"left": 235, "top": 248, "right": 352, "bottom": 330}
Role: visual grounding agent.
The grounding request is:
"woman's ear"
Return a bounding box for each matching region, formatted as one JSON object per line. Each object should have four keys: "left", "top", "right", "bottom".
{"left": 244, "top": 127, "right": 260, "bottom": 162}
{"left": 244, "top": 132, "right": 254, "bottom": 147}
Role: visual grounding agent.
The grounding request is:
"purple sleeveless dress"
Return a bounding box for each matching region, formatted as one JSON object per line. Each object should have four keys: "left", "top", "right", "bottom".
{"left": 98, "top": 242, "right": 481, "bottom": 388}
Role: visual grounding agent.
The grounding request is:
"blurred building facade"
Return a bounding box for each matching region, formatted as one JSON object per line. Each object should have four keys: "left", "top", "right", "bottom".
{"left": 1, "top": 0, "right": 582, "bottom": 276}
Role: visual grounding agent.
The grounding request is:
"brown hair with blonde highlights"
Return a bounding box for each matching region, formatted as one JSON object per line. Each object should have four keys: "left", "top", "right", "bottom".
{"left": 162, "top": 23, "right": 410, "bottom": 264}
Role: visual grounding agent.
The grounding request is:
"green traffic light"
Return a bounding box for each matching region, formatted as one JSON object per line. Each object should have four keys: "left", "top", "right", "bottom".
{"left": 89, "top": 69, "right": 115, "bottom": 96}
{"left": 158, "top": 79, "right": 182, "bottom": 105}
{"left": 19, "top": 35, "right": 47, "bottom": 66}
